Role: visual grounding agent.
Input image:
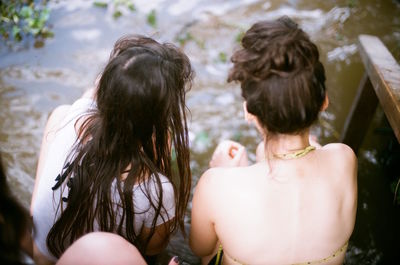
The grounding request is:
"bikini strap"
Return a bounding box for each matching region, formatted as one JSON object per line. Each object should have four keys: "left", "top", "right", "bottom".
{"left": 292, "top": 241, "right": 349, "bottom": 265}
{"left": 221, "top": 240, "right": 348, "bottom": 265}
{"left": 215, "top": 244, "right": 223, "bottom": 265}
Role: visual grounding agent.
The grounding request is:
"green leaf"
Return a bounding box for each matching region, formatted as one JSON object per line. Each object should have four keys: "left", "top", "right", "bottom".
{"left": 27, "top": 17, "right": 35, "bottom": 27}
{"left": 36, "top": 20, "right": 45, "bottom": 30}
{"left": 30, "top": 27, "right": 40, "bottom": 36}
{"left": 13, "top": 14, "right": 19, "bottom": 23}
{"left": 39, "top": 8, "right": 50, "bottom": 22}
{"left": 127, "top": 3, "right": 135, "bottom": 12}
{"left": 34, "top": 39, "right": 45, "bottom": 49}
{"left": 41, "top": 29, "right": 54, "bottom": 38}
{"left": 1, "top": 1, "right": 52, "bottom": 43}
{"left": 93, "top": 1, "right": 108, "bottom": 8}
{"left": 218, "top": 52, "right": 227, "bottom": 63}
{"left": 0, "top": 27, "right": 8, "bottom": 38}
{"left": 12, "top": 25, "right": 21, "bottom": 39}
{"left": 113, "top": 10, "right": 122, "bottom": 19}
{"left": 235, "top": 30, "right": 244, "bottom": 43}
{"left": 347, "top": 0, "right": 357, "bottom": 8}
{"left": 0, "top": 16, "right": 11, "bottom": 23}
{"left": 147, "top": 10, "right": 156, "bottom": 27}
{"left": 20, "top": 6, "right": 33, "bottom": 18}
{"left": 176, "top": 32, "right": 193, "bottom": 46}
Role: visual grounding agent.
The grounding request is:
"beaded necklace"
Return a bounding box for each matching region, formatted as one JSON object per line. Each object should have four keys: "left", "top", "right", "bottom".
{"left": 273, "top": 145, "right": 316, "bottom": 160}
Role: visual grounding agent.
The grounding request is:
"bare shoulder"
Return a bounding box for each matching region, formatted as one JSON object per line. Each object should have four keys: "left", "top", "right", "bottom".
{"left": 320, "top": 143, "right": 357, "bottom": 181}
{"left": 45, "top": 104, "right": 72, "bottom": 136}
{"left": 194, "top": 166, "right": 244, "bottom": 199}
{"left": 321, "top": 143, "right": 357, "bottom": 163}
{"left": 196, "top": 167, "right": 230, "bottom": 191}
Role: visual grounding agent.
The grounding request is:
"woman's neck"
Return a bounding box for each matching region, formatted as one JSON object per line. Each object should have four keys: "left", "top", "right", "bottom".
{"left": 265, "top": 130, "right": 311, "bottom": 159}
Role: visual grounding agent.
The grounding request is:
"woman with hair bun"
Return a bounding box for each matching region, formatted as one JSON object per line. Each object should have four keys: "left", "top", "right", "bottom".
{"left": 31, "top": 35, "right": 193, "bottom": 265}
{"left": 190, "top": 16, "right": 357, "bottom": 265}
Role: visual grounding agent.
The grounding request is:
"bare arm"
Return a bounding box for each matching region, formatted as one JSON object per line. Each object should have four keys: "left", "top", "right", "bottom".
{"left": 189, "top": 170, "right": 219, "bottom": 257}
{"left": 30, "top": 105, "right": 71, "bottom": 214}
{"left": 140, "top": 220, "right": 173, "bottom": 256}
{"left": 334, "top": 144, "right": 358, "bottom": 233}
{"left": 31, "top": 88, "right": 96, "bottom": 214}
{"left": 322, "top": 143, "right": 358, "bottom": 237}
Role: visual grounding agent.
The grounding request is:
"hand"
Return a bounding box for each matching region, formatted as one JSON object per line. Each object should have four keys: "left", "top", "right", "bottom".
{"left": 209, "top": 140, "right": 248, "bottom": 168}
{"left": 168, "top": 256, "right": 181, "bottom": 265}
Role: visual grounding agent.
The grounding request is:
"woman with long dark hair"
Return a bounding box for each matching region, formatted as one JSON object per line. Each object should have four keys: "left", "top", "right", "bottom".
{"left": 31, "top": 35, "right": 193, "bottom": 265}
{"left": 190, "top": 16, "right": 357, "bottom": 265}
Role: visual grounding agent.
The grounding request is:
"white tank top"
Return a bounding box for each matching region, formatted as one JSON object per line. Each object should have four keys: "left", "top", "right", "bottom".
{"left": 32, "top": 97, "right": 175, "bottom": 261}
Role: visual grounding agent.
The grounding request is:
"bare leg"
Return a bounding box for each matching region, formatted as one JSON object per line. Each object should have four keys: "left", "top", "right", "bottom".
{"left": 56, "top": 232, "right": 181, "bottom": 265}
{"left": 57, "top": 232, "right": 146, "bottom": 265}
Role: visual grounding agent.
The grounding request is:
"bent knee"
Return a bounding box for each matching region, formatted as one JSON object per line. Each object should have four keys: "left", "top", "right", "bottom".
{"left": 58, "top": 232, "right": 146, "bottom": 265}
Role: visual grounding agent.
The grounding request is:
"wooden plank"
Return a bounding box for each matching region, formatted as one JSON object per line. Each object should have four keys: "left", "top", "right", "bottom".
{"left": 358, "top": 34, "right": 400, "bottom": 142}
{"left": 340, "top": 73, "right": 378, "bottom": 152}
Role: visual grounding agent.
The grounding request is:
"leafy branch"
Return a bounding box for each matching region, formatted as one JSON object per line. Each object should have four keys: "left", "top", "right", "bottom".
{"left": 0, "top": 0, "right": 52, "bottom": 42}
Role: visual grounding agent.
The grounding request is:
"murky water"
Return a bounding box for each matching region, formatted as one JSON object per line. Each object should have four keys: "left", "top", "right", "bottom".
{"left": 1, "top": 0, "right": 399, "bottom": 264}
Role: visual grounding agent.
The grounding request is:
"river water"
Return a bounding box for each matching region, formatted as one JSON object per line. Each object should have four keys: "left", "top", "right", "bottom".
{"left": 0, "top": 0, "right": 399, "bottom": 264}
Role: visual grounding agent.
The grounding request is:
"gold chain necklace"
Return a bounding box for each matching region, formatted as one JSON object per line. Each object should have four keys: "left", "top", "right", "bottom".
{"left": 273, "top": 145, "right": 316, "bottom": 160}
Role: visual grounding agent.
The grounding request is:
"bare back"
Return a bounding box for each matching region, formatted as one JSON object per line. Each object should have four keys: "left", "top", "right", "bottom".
{"left": 190, "top": 143, "right": 357, "bottom": 265}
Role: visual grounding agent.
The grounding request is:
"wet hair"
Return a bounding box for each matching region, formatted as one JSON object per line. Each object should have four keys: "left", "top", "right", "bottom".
{"left": 47, "top": 35, "right": 193, "bottom": 258}
{"left": 0, "top": 154, "right": 32, "bottom": 265}
{"left": 228, "top": 16, "right": 326, "bottom": 134}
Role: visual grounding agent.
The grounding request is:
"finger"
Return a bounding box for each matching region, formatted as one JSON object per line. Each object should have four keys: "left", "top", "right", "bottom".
{"left": 232, "top": 146, "right": 245, "bottom": 162}
{"left": 168, "top": 256, "right": 180, "bottom": 265}
{"left": 229, "top": 146, "right": 239, "bottom": 158}
{"left": 216, "top": 141, "right": 234, "bottom": 154}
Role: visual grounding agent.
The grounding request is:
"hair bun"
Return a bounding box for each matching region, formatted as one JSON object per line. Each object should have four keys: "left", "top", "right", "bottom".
{"left": 238, "top": 19, "right": 318, "bottom": 80}
{"left": 228, "top": 17, "right": 326, "bottom": 134}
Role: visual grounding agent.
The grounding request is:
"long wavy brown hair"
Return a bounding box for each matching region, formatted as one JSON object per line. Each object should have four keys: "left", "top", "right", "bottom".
{"left": 47, "top": 35, "right": 193, "bottom": 258}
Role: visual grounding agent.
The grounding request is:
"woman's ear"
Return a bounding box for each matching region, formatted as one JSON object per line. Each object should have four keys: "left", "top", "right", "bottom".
{"left": 321, "top": 94, "right": 329, "bottom": 111}
{"left": 243, "top": 101, "right": 249, "bottom": 122}
{"left": 243, "top": 101, "right": 265, "bottom": 135}
{"left": 243, "top": 101, "right": 256, "bottom": 124}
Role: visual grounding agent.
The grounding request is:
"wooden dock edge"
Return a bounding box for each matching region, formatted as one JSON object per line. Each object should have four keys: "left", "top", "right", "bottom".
{"left": 340, "top": 34, "right": 400, "bottom": 153}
